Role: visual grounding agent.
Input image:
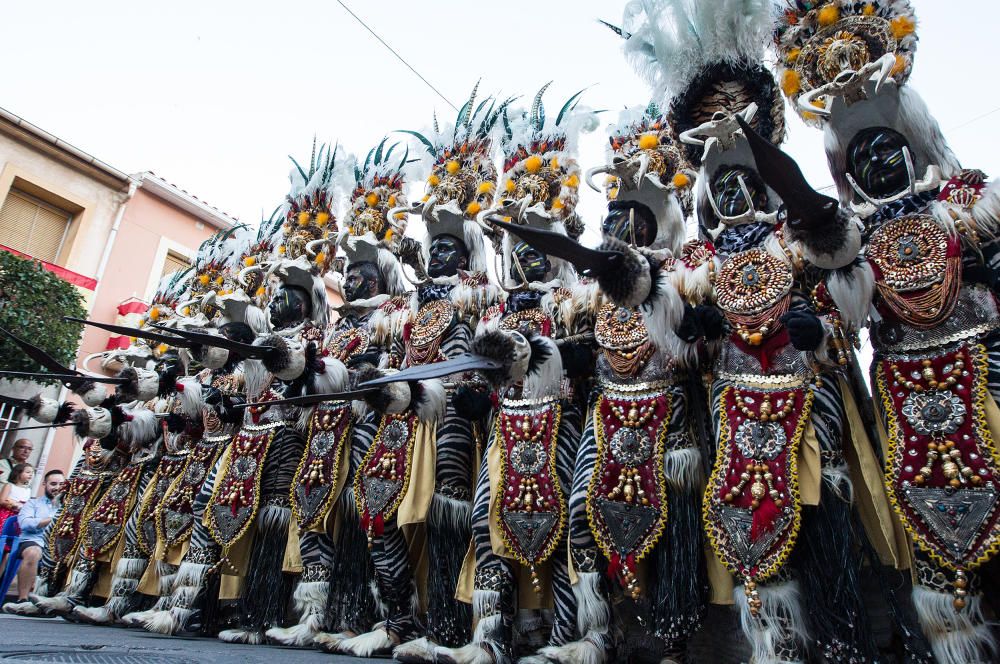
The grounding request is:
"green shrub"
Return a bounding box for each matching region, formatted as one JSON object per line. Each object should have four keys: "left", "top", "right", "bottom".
{"left": 0, "top": 250, "right": 86, "bottom": 374}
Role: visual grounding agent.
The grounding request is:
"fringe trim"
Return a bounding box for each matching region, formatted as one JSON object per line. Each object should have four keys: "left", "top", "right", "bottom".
{"left": 573, "top": 571, "right": 610, "bottom": 638}
{"left": 913, "top": 584, "right": 999, "bottom": 664}
{"left": 735, "top": 579, "right": 807, "bottom": 664}
{"left": 663, "top": 446, "right": 704, "bottom": 492}
{"left": 821, "top": 463, "right": 853, "bottom": 504}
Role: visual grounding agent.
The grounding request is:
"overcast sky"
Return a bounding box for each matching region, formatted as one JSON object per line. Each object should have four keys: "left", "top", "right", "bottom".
{"left": 2, "top": 1, "right": 996, "bottom": 238}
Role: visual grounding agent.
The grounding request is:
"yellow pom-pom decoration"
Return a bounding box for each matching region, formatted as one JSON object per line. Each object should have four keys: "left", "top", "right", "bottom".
{"left": 466, "top": 201, "right": 482, "bottom": 217}
{"left": 638, "top": 133, "right": 659, "bottom": 150}
{"left": 198, "top": 274, "right": 210, "bottom": 286}
{"left": 387, "top": 195, "right": 397, "bottom": 207}
{"left": 384, "top": 229, "right": 395, "bottom": 243}
{"left": 786, "top": 47, "right": 801, "bottom": 64}
{"left": 297, "top": 211, "right": 311, "bottom": 226}
{"left": 365, "top": 193, "right": 379, "bottom": 208}
{"left": 817, "top": 4, "right": 840, "bottom": 27}
{"left": 891, "top": 54, "right": 906, "bottom": 76}
{"left": 315, "top": 211, "right": 331, "bottom": 226}
{"left": 156, "top": 343, "right": 169, "bottom": 356}
{"left": 255, "top": 287, "right": 266, "bottom": 298}
{"left": 563, "top": 174, "right": 580, "bottom": 189}
{"left": 149, "top": 307, "right": 160, "bottom": 321}
{"left": 446, "top": 160, "right": 461, "bottom": 174}
{"left": 672, "top": 172, "right": 690, "bottom": 188}
{"left": 524, "top": 155, "right": 542, "bottom": 174}
{"left": 427, "top": 174, "right": 441, "bottom": 187}
{"left": 477, "top": 181, "right": 495, "bottom": 195}
{"left": 781, "top": 69, "right": 801, "bottom": 97}
{"left": 609, "top": 187, "right": 619, "bottom": 200}
{"left": 551, "top": 198, "right": 565, "bottom": 210}
{"left": 505, "top": 179, "right": 516, "bottom": 193}
{"left": 863, "top": 4, "right": 875, "bottom": 16}
{"left": 394, "top": 212, "right": 405, "bottom": 221}
{"left": 215, "top": 276, "right": 224, "bottom": 285}
{"left": 891, "top": 16, "right": 915, "bottom": 39}
{"left": 182, "top": 306, "right": 191, "bottom": 317}
{"left": 278, "top": 245, "right": 286, "bottom": 255}
{"left": 243, "top": 256, "right": 256, "bottom": 267}
{"left": 315, "top": 251, "right": 326, "bottom": 264}
{"left": 550, "top": 157, "right": 559, "bottom": 170}
{"left": 422, "top": 194, "right": 431, "bottom": 202}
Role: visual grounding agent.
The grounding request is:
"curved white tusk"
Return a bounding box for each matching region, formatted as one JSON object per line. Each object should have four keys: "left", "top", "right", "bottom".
{"left": 237, "top": 265, "right": 262, "bottom": 289}
{"left": 81, "top": 351, "right": 111, "bottom": 376}
{"left": 678, "top": 127, "right": 707, "bottom": 147}
{"left": 797, "top": 88, "right": 832, "bottom": 118}
{"left": 305, "top": 238, "right": 331, "bottom": 258}
{"left": 387, "top": 203, "right": 419, "bottom": 226}
{"left": 419, "top": 195, "right": 439, "bottom": 224}
{"left": 634, "top": 152, "right": 650, "bottom": 189}
{"left": 516, "top": 195, "right": 533, "bottom": 223}
{"left": 585, "top": 165, "right": 611, "bottom": 193}
{"left": 902, "top": 146, "right": 917, "bottom": 195}
{"left": 874, "top": 52, "right": 896, "bottom": 94}
{"left": 706, "top": 180, "right": 755, "bottom": 227}
{"left": 845, "top": 171, "right": 880, "bottom": 208}
{"left": 736, "top": 174, "right": 756, "bottom": 216}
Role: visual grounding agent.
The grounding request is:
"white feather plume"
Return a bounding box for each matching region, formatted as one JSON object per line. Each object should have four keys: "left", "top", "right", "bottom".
{"left": 621, "top": 0, "right": 773, "bottom": 101}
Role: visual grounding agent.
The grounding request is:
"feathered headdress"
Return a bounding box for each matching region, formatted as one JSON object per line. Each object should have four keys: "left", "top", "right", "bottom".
{"left": 770, "top": 1, "right": 959, "bottom": 207}
{"left": 400, "top": 83, "right": 513, "bottom": 274}
{"left": 336, "top": 138, "right": 410, "bottom": 298}
{"left": 619, "top": 0, "right": 784, "bottom": 165}
{"left": 589, "top": 101, "right": 695, "bottom": 252}
{"left": 483, "top": 84, "right": 596, "bottom": 287}
{"left": 612, "top": 0, "right": 787, "bottom": 233}
{"left": 261, "top": 141, "right": 353, "bottom": 330}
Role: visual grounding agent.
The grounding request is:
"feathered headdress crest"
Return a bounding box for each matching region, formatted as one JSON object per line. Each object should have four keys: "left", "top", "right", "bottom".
{"left": 772, "top": 0, "right": 918, "bottom": 125}
{"left": 400, "top": 83, "right": 512, "bottom": 275}
{"left": 491, "top": 84, "right": 596, "bottom": 242}
{"left": 279, "top": 139, "right": 352, "bottom": 274}
{"left": 615, "top": 0, "right": 784, "bottom": 165}
{"left": 335, "top": 138, "right": 411, "bottom": 298}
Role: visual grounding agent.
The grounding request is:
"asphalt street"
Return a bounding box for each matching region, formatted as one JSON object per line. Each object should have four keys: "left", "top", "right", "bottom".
{"left": 0, "top": 614, "right": 369, "bottom": 663}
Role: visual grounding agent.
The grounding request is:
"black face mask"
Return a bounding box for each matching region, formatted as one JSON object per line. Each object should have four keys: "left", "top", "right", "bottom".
{"left": 712, "top": 166, "right": 769, "bottom": 218}
{"left": 601, "top": 202, "right": 657, "bottom": 247}
{"left": 268, "top": 285, "right": 311, "bottom": 329}
{"left": 511, "top": 241, "right": 551, "bottom": 283}
{"left": 847, "top": 127, "right": 911, "bottom": 199}
{"left": 427, "top": 234, "right": 469, "bottom": 278}
{"left": 343, "top": 261, "right": 385, "bottom": 302}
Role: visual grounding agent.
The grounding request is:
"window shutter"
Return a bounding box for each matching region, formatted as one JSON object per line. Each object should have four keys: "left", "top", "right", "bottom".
{"left": 161, "top": 251, "right": 190, "bottom": 278}
{"left": 0, "top": 190, "right": 71, "bottom": 263}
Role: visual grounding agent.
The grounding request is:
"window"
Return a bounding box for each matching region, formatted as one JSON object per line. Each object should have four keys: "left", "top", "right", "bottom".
{"left": 161, "top": 250, "right": 190, "bottom": 279}
{"left": 0, "top": 189, "right": 72, "bottom": 263}
{"left": 0, "top": 402, "right": 22, "bottom": 452}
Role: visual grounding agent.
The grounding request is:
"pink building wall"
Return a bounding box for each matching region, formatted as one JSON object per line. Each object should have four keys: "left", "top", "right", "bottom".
{"left": 45, "top": 186, "right": 223, "bottom": 477}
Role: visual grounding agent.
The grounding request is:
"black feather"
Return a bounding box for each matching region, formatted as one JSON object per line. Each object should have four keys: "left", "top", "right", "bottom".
{"left": 525, "top": 333, "right": 552, "bottom": 376}
{"left": 55, "top": 401, "right": 75, "bottom": 424}
{"left": 470, "top": 331, "right": 517, "bottom": 387}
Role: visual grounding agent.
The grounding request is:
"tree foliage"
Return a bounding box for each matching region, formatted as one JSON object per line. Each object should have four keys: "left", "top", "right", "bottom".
{"left": 0, "top": 250, "right": 86, "bottom": 373}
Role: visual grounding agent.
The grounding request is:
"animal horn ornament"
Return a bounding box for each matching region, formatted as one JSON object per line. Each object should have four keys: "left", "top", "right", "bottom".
{"left": 733, "top": 115, "right": 838, "bottom": 232}
{"left": 490, "top": 218, "right": 623, "bottom": 277}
